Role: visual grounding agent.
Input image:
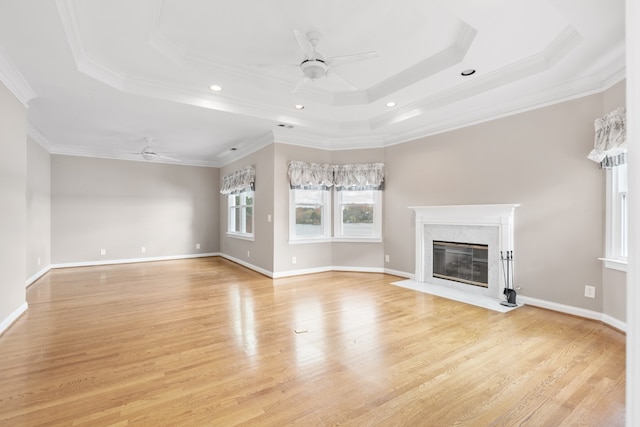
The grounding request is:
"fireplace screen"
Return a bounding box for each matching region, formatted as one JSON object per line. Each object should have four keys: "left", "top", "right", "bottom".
{"left": 433, "top": 241, "right": 488, "bottom": 287}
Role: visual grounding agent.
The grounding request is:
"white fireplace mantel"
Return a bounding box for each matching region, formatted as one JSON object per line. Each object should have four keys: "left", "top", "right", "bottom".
{"left": 409, "top": 204, "right": 520, "bottom": 298}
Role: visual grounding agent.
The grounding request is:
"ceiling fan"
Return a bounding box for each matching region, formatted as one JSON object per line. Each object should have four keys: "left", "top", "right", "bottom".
{"left": 135, "top": 137, "right": 180, "bottom": 162}
{"left": 292, "top": 29, "right": 378, "bottom": 92}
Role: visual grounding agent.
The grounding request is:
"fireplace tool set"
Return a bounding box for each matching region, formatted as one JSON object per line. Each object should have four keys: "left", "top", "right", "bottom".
{"left": 500, "top": 251, "right": 518, "bottom": 307}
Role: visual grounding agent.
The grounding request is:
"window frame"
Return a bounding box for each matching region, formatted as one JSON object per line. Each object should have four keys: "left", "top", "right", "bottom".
{"left": 227, "top": 190, "right": 254, "bottom": 241}
{"left": 603, "top": 164, "right": 628, "bottom": 271}
{"left": 289, "top": 188, "right": 332, "bottom": 243}
{"left": 333, "top": 189, "right": 382, "bottom": 242}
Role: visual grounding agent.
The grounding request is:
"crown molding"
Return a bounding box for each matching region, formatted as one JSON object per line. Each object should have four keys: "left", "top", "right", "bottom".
{"left": 0, "top": 46, "right": 37, "bottom": 107}
{"left": 27, "top": 123, "right": 53, "bottom": 151}
{"left": 382, "top": 67, "right": 626, "bottom": 147}
{"left": 371, "top": 25, "right": 583, "bottom": 131}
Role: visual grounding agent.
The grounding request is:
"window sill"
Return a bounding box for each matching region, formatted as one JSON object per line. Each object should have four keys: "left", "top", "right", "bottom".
{"left": 226, "top": 232, "right": 255, "bottom": 241}
{"left": 333, "top": 237, "right": 382, "bottom": 243}
{"left": 288, "top": 237, "right": 382, "bottom": 244}
{"left": 289, "top": 237, "right": 332, "bottom": 244}
{"left": 598, "top": 257, "right": 628, "bottom": 272}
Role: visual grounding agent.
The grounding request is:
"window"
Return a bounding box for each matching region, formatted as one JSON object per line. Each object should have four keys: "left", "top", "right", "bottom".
{"left": 290, "top": 189, "right": 331, "bottom": 241}
{"left": 287, "top": 161, "right": 384, "bottom": 243}
{"left": 334, "top": 189, "right": 382, "bottom": 240}
{"left": 220, "top": 165, "right": 255, "bottom": 240}
{"left": 228, "top": 190, "right": 254, "bottom": 239}
{"left": 605, "top": 163, "right": 628, "bottom": 270}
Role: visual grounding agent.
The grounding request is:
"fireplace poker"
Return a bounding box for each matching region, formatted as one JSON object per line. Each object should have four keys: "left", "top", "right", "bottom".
{"left": 500, "top": 250, "right": 517, "bottom": 307}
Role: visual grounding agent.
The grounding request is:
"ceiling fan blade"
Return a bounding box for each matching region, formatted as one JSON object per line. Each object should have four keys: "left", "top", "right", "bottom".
{"left": 156, "top": 154, "right": 181, "bottom": 162}
{"left": 327, "top": 70, "right": 359, "bottom": 91}
{"left": 294, "top": 29, "right": 315, "bottom": 60}
{"left": 328, "top": 51, "right": 378, "bottom": 67}
{"left": 293, "top": 76, "right": 311, "bottom": 94}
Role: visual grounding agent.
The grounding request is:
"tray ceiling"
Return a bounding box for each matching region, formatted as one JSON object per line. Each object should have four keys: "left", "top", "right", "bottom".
{"left": 0, "top": 0, "right": 626, "bottom": 166}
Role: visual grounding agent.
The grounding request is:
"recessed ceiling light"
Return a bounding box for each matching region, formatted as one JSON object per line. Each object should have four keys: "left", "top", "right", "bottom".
{"left": 461, "top": 69, "right": 476, "bottom": 76}
{"left": 385, "top": 101, "right": 397, "bottom": 107}
{"left": 294, "top": 104, "right": 305, "bottom": 110}
{"left": 209, "top": 84, "right": 222, "bottom": 92}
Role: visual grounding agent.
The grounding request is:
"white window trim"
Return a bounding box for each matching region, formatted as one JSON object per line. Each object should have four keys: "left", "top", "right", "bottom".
{"left": 601, "top": 166, "right": 628, "bottom": 271}
{"left": 227, "top": 191, "right": 254, "bottom": 240}
{"left": 333, "top": 189, "right": 382, "bottom": 241}
{"left": 289, "top": 189, "right": 332, "bottom": 243}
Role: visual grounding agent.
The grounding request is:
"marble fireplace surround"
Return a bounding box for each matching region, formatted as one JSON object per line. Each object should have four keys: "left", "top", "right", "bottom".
{"left": 409, "top": 204, "right": 520, "bottom": 301}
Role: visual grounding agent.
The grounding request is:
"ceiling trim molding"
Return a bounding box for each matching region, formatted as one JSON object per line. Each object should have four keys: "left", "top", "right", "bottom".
{"left": 0, "top": 46, "right": 37, "bottom": 107}
{"left": 272, "top": 128, "right": 384, "bottom": 151}
{"left": 215, "top": 132, "right": 275, "bottom": 167}
{"left": 146, "top": 2, "right": 478, "bottom": 108}
{"left": 370, "top": 25, "right": 584, "bottom": 130}
{"left": 50, "top": 143, "right": 219, "bottom": 167}
{"left": 27, "top": 123, "right": 53, "bottom": 151}
{"left": 56, "top": 0, "right": 126, "bottom": 90}
{"left": 381, "top": 67, "right": 626, "bottom": 148}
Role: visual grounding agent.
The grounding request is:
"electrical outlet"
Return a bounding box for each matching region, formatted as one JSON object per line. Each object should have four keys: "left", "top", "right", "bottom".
{"left": 141, "top": 246, "right": 146, "bottom": 253}
{"left": 37, "top": 257, "right": 41, "bottom": 266}
{"left": 385, "top": 254, "right": 390, "bottom": 263}
{"left": 196, "top": 243, "right": 200, "bottom": 250}
{"left": 267, "top": 214, "right": 272, "bottom": 222}
{"left": 292, "top": 256, "right": 297, "bottom": 265}
{"left": 584, "top": 285, "right": 596, "bottom": 299}
{"left": 247, "top": 250, "right": 250, "bottom": 258}
{"left": 100, "top": 248, "right": 106, "bottom": 256}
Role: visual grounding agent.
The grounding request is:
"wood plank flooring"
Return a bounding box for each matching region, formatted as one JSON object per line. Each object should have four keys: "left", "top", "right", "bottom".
{"left": 0, "top": 257, "right": 625, "bottom": 426}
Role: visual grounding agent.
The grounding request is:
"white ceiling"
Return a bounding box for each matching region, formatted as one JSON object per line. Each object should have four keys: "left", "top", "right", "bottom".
{"left": 0, "top": 0, "right": 626, "bottom": 166}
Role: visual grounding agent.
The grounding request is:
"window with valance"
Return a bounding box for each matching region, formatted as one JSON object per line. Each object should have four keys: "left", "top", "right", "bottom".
{"left": 221, "top": 166, "right": 255, "bottom": 239}
{"left": 589, "top": 108, "right": 628, "bottom": 269}
{"left": 287, "top": 161, "right": 385, "bottom": 242}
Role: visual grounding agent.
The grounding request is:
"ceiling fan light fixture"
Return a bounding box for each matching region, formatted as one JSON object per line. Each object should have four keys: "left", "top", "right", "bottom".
{"left": 301, "top": 59, "right": 328, "bottom": 79}
{"left": 141, "top": 152, "right": 156, "bottom": 161}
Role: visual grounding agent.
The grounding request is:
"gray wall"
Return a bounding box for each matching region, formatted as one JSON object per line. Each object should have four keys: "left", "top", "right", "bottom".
{"left": 269, "top": 143, "right": 385, "bottom": 275}
{"left": 51, "top": 155, "right": 219, "bottom": 264}
{"left": 219, "top": 144, "right": 275, "bottom": 273}
{"left": 26, "top": 137, "right": 51, "bottom": 282}
{"left": 383, "top": 88, "right": 620, "bottom": 312}
{"left": 272, "top": 143, "right": 333, "bottom": 273}
{"left": 0, "top": 81, "right": 27, "bottom": 328}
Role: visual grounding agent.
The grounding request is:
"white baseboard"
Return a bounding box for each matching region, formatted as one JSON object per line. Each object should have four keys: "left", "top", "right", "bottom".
{"left": 0, "top": 302, "right": 28, "bottom": 336}
{"left": 26, "top": 266, "right": 51, "bottom": 287}
{"left": 518, "top": 295, "right": 627, "bottom": 332}
{"left": 219, "top": 254, "right": 275, "bottom": 278}
{"left": 384, "top": 268, "right": 413, "bottom": 279}
{"left": 50, "top": 252, "right": 220, "bottom": 269}
{"left": 26, "top": 256, "right": 627, "bottom": 332}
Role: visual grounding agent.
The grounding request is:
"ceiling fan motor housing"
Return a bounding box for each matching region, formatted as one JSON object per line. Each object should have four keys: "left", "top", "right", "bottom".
{"left": 301, "top": 58, "right": 328, "bottom": 79}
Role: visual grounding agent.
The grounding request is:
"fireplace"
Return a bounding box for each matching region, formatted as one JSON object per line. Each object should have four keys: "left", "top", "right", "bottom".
{"left": 433, "top": 241, "right": 488, "bottom": 287}
{"left": 409, "top": 204, "right": 520, "bottom": 300}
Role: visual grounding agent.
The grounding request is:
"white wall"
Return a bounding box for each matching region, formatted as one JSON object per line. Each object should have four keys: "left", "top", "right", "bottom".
{"left": 0, "top": 81, "right": 27, "bottom": 333}
{"left": 26, "top": 137, "right": 51, "bottom": 283}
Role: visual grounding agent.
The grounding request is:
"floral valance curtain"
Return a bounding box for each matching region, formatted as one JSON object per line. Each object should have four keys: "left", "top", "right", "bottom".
{"left": 220, "top": 166, "right": 255, "bottom": 195}
{"left": 288, "top": 161, "right": 334, "bottom": 189}
{"left": 587, "top": 107, "right": 627, "bottom": 168}
{"left": 333, "top": 163, "right": 385, "bottom": 190}
{"left": 287, "top": 161, "right": 385, "bottom": 190}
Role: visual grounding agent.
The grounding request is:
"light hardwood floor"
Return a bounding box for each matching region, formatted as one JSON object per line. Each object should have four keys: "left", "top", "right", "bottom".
{"left": 0, "top": 257, "right": 625, "bottom": 426}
